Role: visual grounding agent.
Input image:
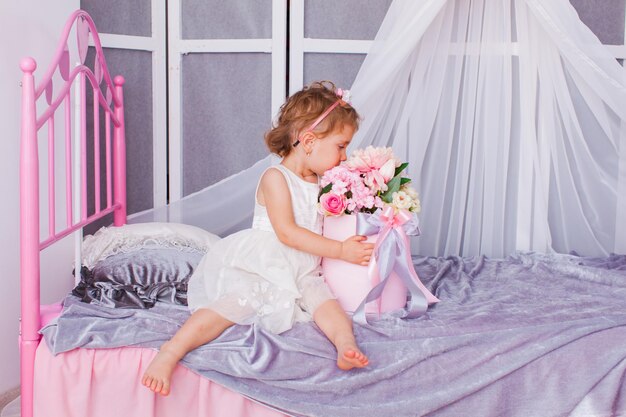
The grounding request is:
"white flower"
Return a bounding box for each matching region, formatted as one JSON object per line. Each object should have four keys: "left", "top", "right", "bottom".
{"left": 411, "top": 198, "right": 421, "bottom": 213}
{"left": 400, "top": 185, "right": 421, "bottom": 213}
{"left": 392, "top": 191, "right": 413, "bottom": 210}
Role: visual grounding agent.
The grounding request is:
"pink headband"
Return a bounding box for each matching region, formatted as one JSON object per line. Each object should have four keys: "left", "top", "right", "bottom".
{"left": 293, "top": 88, "right": 351, "bottom": 147}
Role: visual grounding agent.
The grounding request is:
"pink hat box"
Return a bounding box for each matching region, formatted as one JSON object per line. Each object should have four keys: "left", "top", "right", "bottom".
{"left": 321, "top": 214, "right": 408, "bottom": 315}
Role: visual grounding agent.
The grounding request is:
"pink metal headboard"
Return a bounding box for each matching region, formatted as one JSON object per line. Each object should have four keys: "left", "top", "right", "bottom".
{"left": 19, "top": 10, "right": 126, "bottom": 417}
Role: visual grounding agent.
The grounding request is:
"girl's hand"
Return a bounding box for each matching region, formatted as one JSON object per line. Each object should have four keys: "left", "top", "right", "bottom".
{"left": 340, "top": 236, "right": 374, "bottom": 266}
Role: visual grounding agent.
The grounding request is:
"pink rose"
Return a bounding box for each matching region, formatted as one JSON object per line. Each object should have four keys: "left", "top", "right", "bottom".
{"left": 319, "top": 193, "right": 347, "bottom": 216}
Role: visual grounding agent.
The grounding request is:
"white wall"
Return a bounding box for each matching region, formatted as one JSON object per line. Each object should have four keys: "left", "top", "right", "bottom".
{"left": 0, "top": 0, "right": 79, "bottom": 394}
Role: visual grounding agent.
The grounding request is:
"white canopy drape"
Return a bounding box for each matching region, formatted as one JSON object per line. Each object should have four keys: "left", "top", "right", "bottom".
{"left": 132, "top": 0, "right": 626, "bottom": 257}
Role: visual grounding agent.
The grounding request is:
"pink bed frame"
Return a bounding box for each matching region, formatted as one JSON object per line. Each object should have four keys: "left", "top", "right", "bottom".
{"left": 19, "top": 10, "right": 287, "bottom": 417}
{"left": 19, "top": 10, "right": 126, "bottom": 417}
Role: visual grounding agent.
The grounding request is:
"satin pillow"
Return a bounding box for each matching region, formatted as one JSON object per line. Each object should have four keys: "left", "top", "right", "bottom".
{"left": 73, "top": 245, "right": 204, "bottom": 309}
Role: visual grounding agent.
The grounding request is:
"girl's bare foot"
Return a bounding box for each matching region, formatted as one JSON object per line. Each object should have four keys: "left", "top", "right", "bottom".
{"left": 141, "top": 347, "right": 180, "bottom": 396}
{"left": 336, "top": 342, "right": 369, "bottom": 370}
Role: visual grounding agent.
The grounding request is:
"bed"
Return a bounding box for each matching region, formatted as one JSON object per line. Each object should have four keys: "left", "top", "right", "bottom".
{"left": 20, "top": 10, "right": 626, "bottom": 417}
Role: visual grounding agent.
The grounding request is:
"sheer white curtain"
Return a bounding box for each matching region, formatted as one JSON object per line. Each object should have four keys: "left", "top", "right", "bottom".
{"left": 350, "top": 0, "right": 626, "bottom": 257}
{"left": 131, "top": 0, "right": 626, "bottom": 257}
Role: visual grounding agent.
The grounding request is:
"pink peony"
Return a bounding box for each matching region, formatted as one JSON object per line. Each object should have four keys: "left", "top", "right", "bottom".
{"left": 345, "top": 146, "right": 400, "bottom": 172}
{"left": 364, "top": 170, "right": 388, "bottom": 193}
{"left": 319, "top": 193, "right": 347, "bottom": 216}
{"left": 379, "top": 159, "right": 397, "bottom": 181}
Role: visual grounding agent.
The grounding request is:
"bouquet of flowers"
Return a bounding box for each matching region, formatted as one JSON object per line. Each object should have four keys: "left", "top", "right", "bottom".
{"left": 318, "top": 146, "right": 438, "bottom": 317}
{"left": 318, "top": 146, "right": 421, "bottom": 216}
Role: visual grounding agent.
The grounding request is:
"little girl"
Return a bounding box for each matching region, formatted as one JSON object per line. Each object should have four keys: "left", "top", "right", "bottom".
{"left": 142, "top": 81, "right": 373, "bottom": 396}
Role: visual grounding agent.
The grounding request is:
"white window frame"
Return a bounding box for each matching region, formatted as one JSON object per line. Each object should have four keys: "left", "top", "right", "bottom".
{"left": 167, "top": 0, "right": 287, "bottom": 201}
{"left": 288, "top": 0, "right": 373, "bottom": 95}
{"left": 90, "top": 0, "right": 168, "bottom": 209}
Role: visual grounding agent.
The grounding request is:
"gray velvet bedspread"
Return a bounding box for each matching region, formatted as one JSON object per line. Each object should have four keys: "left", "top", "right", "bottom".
{"left": 41, "top": 252, "right": 626, "bottom": 417}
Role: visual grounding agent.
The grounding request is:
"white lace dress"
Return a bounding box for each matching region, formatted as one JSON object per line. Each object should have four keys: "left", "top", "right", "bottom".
{"left": 187, "top": 164, "right": 335, "bottom": 334}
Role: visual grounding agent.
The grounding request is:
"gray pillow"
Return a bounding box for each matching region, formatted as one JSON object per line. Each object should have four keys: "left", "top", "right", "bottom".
{"left": 73, "top": 245, "right": 204, "bottom": 308}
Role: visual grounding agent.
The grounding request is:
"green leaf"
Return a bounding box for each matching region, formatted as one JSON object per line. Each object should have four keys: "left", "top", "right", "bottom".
{"left": 380, "top": 175, "right": 402, "bottom": 203}
{"left": 318, "top": 183, "right": 332, "bottom": 200}
{"left": 394, "top": 162, "right": 409, "bottom": 177}
{"left": 388, "top": 175, "right": 402, "bottom": 193}
{"left": 381, "top": 193, "right": 393, "bottom": 204}
{"left": 400, "top": 177, "right": 411, "bottom": 185}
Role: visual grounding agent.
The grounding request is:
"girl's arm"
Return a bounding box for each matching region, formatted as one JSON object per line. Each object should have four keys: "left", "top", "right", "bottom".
{"left": 259, "top": 168, "right": 373, "bottom": 266}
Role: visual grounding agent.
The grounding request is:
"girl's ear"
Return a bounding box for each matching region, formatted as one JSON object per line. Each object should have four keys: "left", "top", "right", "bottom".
{"left": 300, "top": 131, "right": 317, "bottom": 152}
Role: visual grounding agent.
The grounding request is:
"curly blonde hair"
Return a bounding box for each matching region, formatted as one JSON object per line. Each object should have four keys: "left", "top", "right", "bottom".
{"left": 264, "top": 81, "right": 360, "bottom": 157}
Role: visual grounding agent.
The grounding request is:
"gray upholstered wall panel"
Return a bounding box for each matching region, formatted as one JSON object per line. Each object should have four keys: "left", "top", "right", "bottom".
{"left": 80, "top": 0, "right": 151, "bottom": 37}
{"left": 182, "top": 0, "right": 272, "bottom": 39}
{"left": 570, "top": 0, "right": 625, "bottom": 44}
{"left": 304, "top": 0, "right": 393, "bottom": 40}
{"left": 181, "top": 53, "right": 272, "bottom": 196}
{"left": 304, "top": 53, "right": 366, "bottom": 90}
{"left": 104, "top": 48, "right": 153, "bottom": 215}
{"left": 302, "top": 2, "right": 390, "bottom": 106}
{"left": 84, "top": 47, "right": 153, "bottom": 235}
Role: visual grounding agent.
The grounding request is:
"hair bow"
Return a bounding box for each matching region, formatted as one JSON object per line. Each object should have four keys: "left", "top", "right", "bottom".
{"left": 336, "top": 88, "right": 352, "bottom": 105}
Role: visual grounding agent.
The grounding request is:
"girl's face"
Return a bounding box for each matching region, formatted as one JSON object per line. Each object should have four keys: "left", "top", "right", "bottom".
{"left": 307, "top": 124, "right": 355, "bottom": 176}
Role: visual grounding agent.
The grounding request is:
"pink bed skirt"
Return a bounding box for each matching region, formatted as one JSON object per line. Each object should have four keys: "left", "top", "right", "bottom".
{"left": 34, "top": 340, "right": 289, "bottom": 417}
